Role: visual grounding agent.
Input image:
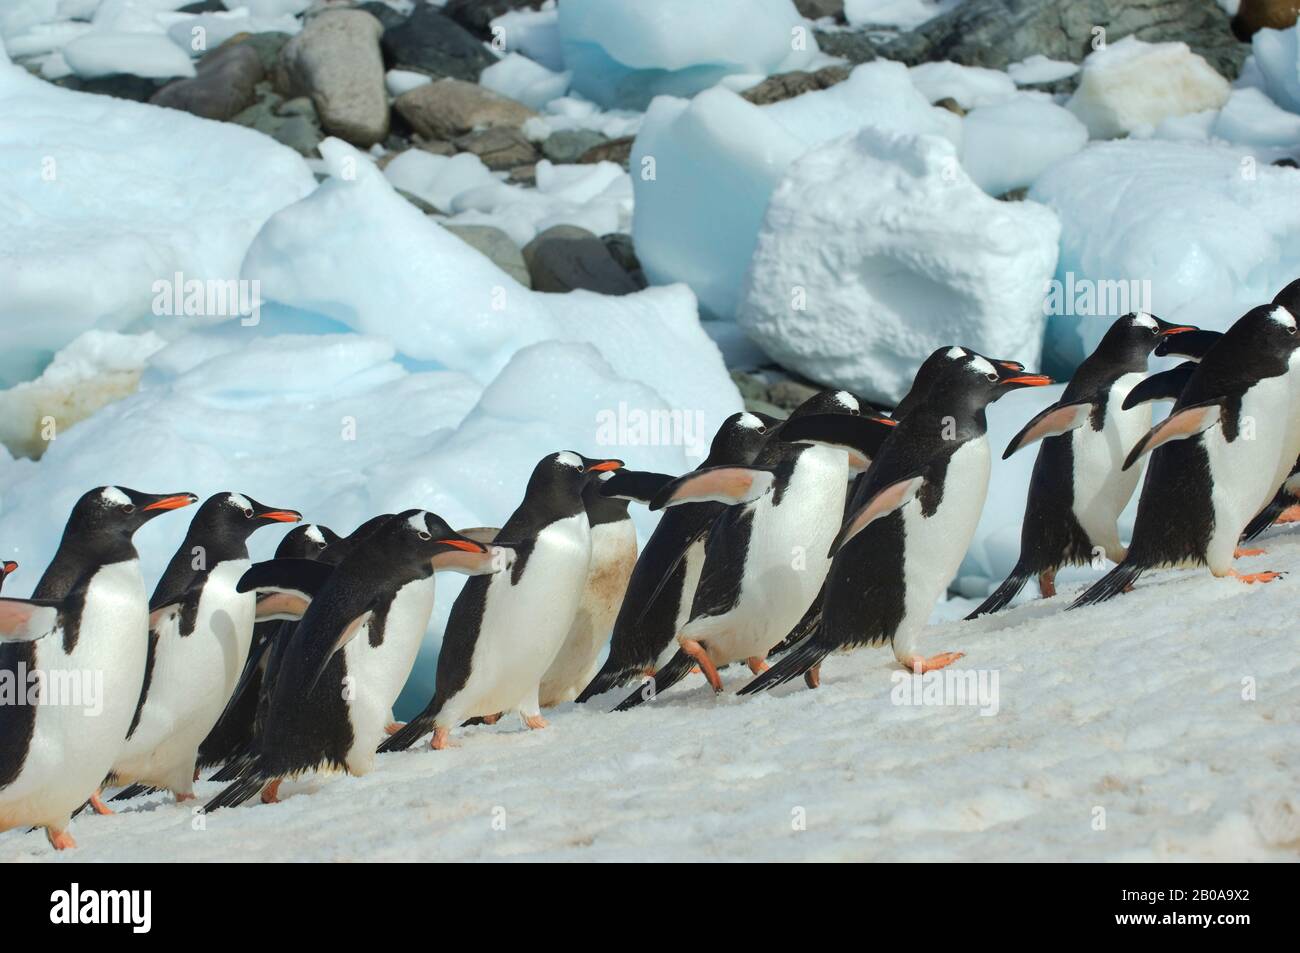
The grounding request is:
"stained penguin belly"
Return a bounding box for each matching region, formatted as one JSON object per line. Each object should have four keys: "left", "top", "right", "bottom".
{"left": 0, "top": 561, "right": 148, "bottom": 830}
{"left": 113, "top": 560, "right": 255, "bottom": 793}
{"left": 540, "top": 521, "right": 637, "bottom": 706}
{"left": 892, "top": 439, "right": 991, "bottom": 661}
{"left": 438, "top": 514, "right": 591, "bottom": 725}
{"left": 1071, "top": 376, "right": 1151, "bottom": 560}
{"left": 686, "top": 446, "right": 847, "bottom": 666}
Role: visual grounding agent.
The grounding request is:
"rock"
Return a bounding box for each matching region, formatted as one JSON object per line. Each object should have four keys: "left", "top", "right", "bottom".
{"left": 453, "top": 125, "right": 538, "bottom": 170}
{"left": 178, "top": 0, "right": 225, "bottom": 12}
{"left": 151, "top": 42, "right": 264, "bottom": 121}
{"left": 393, "top": 78, "right": 535, "bottom": 140}
{"left": 522, "top": 225, "right": 642, "bottom": 295}
{"left": 1234, "top": 1, "right": 1300, "bottom": 40}
{"left": 998, "top": 187, "right": 1029, "bottom": 201}
{"left": 881, "top": 0, "right": 1248, "bottom": 82}
{"left": 813, "top": 29, "right": 880, "bottom": 65}
{"left": 600, "top": 233, "right": 648, "bottom": 288}
{"left": 395, "top": 188, "right": 441, "bottom": 215}
{"left": 793, "top": 0, "right": 845, "bottom": 19}
{"left": 541, "top": 128, "right": 607, "bottom": 163}
{"left": 740, "top": 65, "right": 851, "bottom": 105}
{"left": 509, "top": 164, "right": 537, "bottom": 185}
{"left": 380, "top": 5, "right": 497, "bottom": 81}
{"left": 443, "top": 223, "right": 532, "bottom": 287}
{"left": 230, "top": 32, "right": 293, "bottom": 73}
{"left": 355, "top": 1, "right": 410, "bottom": 31}
{"left": 231, "top": 83, "right": 323, "bottom": 156}
{"left": 933, "top": 96, "right": 966, "bottom": 116}
{"left": 576, "top": 135, "right": 634, "bottom": 168}
{"left": 54, "top": 74, "right": 161, "bottom": 102}
{"left": 416, "top": 139, "right": 458, "bottom": 157}
{"left": 278, "top": 10, "right": 389, "bottom": 148}
{"left": 443, "top": 0, "right": 546, "bottom": 37}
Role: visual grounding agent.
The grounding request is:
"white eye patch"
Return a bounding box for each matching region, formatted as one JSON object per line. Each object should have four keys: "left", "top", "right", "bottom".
{"left": 1132, "top": 312, "right": 1158, "bottom": 330}
{"left": 736, "top": 413, "right": 765, "bottom": 430}
{"left": 304, "top": 525, "right": 326, "bottom": 545}
{"left": 229, "top": 493, "right": 252, "bottom": 511}
{"left": 967, "top": 354, "right": 997, "bottom": 377}
{"left": 101, "top": 487, "right": 131, "bottom": 506}
{"left": 555, "top": 451, "right": 584, "bottom": 469}
{"left": 945, "top": 346, "right": 967, "bottom": 361}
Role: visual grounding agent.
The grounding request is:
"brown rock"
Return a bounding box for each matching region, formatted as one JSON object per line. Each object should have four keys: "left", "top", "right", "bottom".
{"left": 1233, "top": 0, "right": 1300, "bottom": 39}
{"left": 576, "top": 135, "right": 634, "bottom": 168}
{"left": 394, "top": 77, "right": 536, "bottom": 141}
{"left": 453, "top": 126, "right": 538, "bottom": 170}
{"left": 740, "top": 64, "right": 851, "bottom": 105}
{"left": 150, "top": 43, "right": 263, "bottom": 120}
{"left": 277, "top": 10, "right": 389, "bottom": 147}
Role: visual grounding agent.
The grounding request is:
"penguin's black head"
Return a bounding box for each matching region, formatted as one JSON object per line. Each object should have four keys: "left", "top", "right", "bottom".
{"left": 932, "top": 347, "right": 1052, "bottom": 412}
{"left": 533, "top": 451, "right": 624, "bottom": 496}
{"left": 894, "top": 349, "right": 1026, "bottom": 421}
{"left": 582, "top": 477, "right": 631, "bottom": 526}
{"left": 187, "top": 493, "right": 302, "bottom": 547}
{"left": 786, "top": 389, "right": 867, "bottom": 421}
{"left": 67, "top": 486, "right": 198, "bottom": 542}
{"left": 274, "top": 523, "right": 340, "bottom": 560}
{"left": 705, "top": 411, "right": 778, "bottom": 466}
{"left": 1238, "top": 303, "right": 1300, "bottom": 356}
{"left": 390, "top": 509, "right": 511, "bottom": 576}
{"left": 1101, "top": 312, "right": 1199, "bottom": 366}
{"left": 1272, "top": 277, "right": 1300, "bottom": 314}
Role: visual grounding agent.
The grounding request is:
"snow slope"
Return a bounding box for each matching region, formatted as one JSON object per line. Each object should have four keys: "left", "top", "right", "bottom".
{"left": 4, "top": 527, "right": 1297, "bottom": 861}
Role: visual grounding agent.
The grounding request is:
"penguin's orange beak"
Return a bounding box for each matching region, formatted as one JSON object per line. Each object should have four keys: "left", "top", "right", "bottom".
{"left": 1160, "top": 325, "right": 1197, "bottom": 336}
{"left": 588, "top": 460, "right": 623, "bottom": 472}
{"left": 1, "top": 561, "right": 16, "bottom": 574}
{"left": 437, "top": 538, "right": 487, "bottom": 553}
{"left": 143, "top": 494, "right": 198, "bottom": 511}
{"left": 996, "top": 360, "right": 1025, "bottom": 371}
{"left": 1001, "top": 374, "right": 1053, "bottom": 387}
{"left": 258, "top": 510, "right": 302, "bottom": 523}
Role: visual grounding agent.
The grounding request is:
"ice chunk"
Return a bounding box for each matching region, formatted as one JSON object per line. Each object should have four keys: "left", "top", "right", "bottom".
{"left": 491, "top": 5, "right": 565, "bottom": 73}
{"left": 0, "top": 50, "right": 316, "bottom": 387}
{"left": 1007, "top": 55, "right": 1080, "bottom": 86}
{"left": 1212, "top": 87, "right": 1300, "bottom": 155}
{"left": 61, "top": 31, "right": 197, "bottom": 79}
{"left": 1066, "top": 36, "right": 1232, "bottom": 139}
{"left": 385, "top": 69, "right": 431, "bottom": 97}
{"left": 909, "top": 61, "right": 1017, "bottom": 109}
{"left": 1252, "top": 23, "right": 1300, "bottom": 114}
{"left": 1030, "top": 139, "right": 1300, "bottom": 374}
{"left": 479, "top": 51, "right": 570, "bottom": 111}
{"left": 737, "top": 128, "right": 1061, "bottom": 405}
{"left": 844, "top": 0, "right": 961, "bottom": 30}
{"left": 382, "top": 150, "right": 498, "bottom": 214}
{"left": 557, "top": 0, "right": 819, "bottom": 109}
{"left": 166, "top": 8, "right": 304, "bottom": 55}
{"left": 961, "top": 93, "right": 1088, "bottom": 195}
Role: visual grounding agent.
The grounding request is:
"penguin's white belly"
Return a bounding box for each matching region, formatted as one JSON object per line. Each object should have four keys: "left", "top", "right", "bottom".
{"left": 441, "top": 513, "right": 591, "bottom": 723}
{"left": 343, "top": 575, "right": 437, "bottom": 770}
{"left": 893, "top": 438, "right": 991, "bottom": 659}
{"left": 113, "top": 559, "right": 255, "bottom": 791}
{"left": 688, "top": 446, "right": 847, "bottom": 665}
{"left": 0, "top": 560, "right": 148, "bottom": 830}
{"left": 1071, "top": 374, "right": 1151, "bottom": 557}
{"left": 539, "top": 520, "right": 637, "bottom": 706}
{"left": 1204, "top": 370, "right": 1300, "bottom": 568}
{"left": 652, "top": 536, "right": 708, "bottom": 671}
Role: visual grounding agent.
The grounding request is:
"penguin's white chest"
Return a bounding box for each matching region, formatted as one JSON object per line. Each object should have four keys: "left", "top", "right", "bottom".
{"left": 1070, "top": 373, "right": 1152, "bottom": 555}
{"left": 447, "top": 512, "right": 592, "bottom": 719}
{"left": 691, "top": 445, "right": 848, "bottom": 664}
{"left": 0, "top": 559, "right": 148, "bottom": 828}
{"left": 113, "top": 559, "right": 255, "bottom": 789}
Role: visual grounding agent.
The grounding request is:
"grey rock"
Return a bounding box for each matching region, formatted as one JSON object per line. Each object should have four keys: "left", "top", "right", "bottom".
{"left": 54, "top": 74, "right": 161, "bottom": 102}
{"left": 576, "top": 135, "right": 634, "bottom": 169}
{"left": 355, "top": 1, "right": 410, "bottom": 31}
{"left": 600, "top": 233, "right": 647, "bottom": 289}
{"left": 879, "top": 0, "right": 1248, "bottom": 81}
{"left": 933, "top": 96, "right": 966, "bottom": 117}
{"left": 444, "top": 224, "right": 531, "bottom": 287}
{"left": 394, "top": 77, "right": 535, "bottom": 140}
{"left": 522, "top": 225, "right": 642, "bottom": 295}
{"left": 230, "top": 32, "right": 292, "bottom": 73}
{"left": 178, "top": 0, "right": 225, "bottom": 12}
{"left": 395, "top": 188, "right": 442, "bottom": 215}
{"left": 997, "top": 186, "right": 1029, "bottom": 201}
{"left": 151, "top": 42, "right": 264, "bottom": 121}
{"left": 813, "top": 30, "right": 880, "bottom": 65}
{"left": 793, "top": 0, "right": 845, "bottom": 21}
{"left": 443, "top": 0, "right": 545, "bottom": 37}
{"left": 541, "top": 128, "right": 607, "bottom": 164}
{"left": 767, "top": 379, "right": 821, "bottom": 411}
{"left": 508, "top": 164, "right": 537, "bottom": 185}
{"left": 740, "top": 65, "right": 851, "bottom": 105}
{"left": 278, "top": 9, "right": 389, "bottom": 147}
{"left": 231, "top": 83, "right": 323, "bottom": 156}
{"left": 380, "top": 5, "right": 496, "bottom": 81}
{"left": 454, "top": 125, "right": 538, "bottom": 170}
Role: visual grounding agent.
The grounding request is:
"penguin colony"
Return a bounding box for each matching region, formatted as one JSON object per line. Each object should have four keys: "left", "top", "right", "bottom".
{"left": 3, "top": 281, "right": 1299, "bottom": 850}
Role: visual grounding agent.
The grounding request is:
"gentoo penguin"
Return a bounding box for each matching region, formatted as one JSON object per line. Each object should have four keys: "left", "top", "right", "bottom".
{"left": 574, "top": 413, "right": 775, "bottom": 702}
{"left": 202, "top": 512, "right": 507, "bottom": 810}
{"left": 741, "top": 350, "right": 1051, "bottom": 694}
{"left": 0, "top": 560, "right": 16, "bottom": 593}
{"left": 537, "top": 479, "right": 638, "bottom": 707}
{"left": 613, "top": 391, "right": 897, "bottom": 710}
{"left": 0, "top": 487, "right": 196, "bottom": 849}
{"left": 197, "top": 523, "right": 340, "bottom": 773}
{"left": 1073, "top": 301, "right": 1300, "bottom": 606}
{"left": 968, "top": 313, "right": 1197, "bottom": 617}
{"left": 106, "top": 494, "right": 301, "bottom": 803}
{"left": 380, "top": 452, "right": 623, "bottom": 751}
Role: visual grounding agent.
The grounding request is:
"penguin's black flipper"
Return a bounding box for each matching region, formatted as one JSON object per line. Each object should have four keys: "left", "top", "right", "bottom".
{"left": 1002, "top": 399, "right": 1096, "bottom": 459}
{"left": 737, "top": 637, "right": 831, "bottom": 695}
{"left": 378, "top": 713, "right": 434, "bottom": 753}
{"left": 209, "top": 752, "right": 255, "bottom": 783}
{"left": 202, "top": 768, "right": 267, "bottom": 813}
{"left": 1122, "top": 398, "right": 1224, "bottom": 471}
{"left": 1069, "top": 560, "right": 1144, "bottom": 609}
{"left": 0, "top": 598, "right": 61, "bottom": 643}
{"left": 775, "top": 412, "right": 899, "bottom": 470}
{"left": 966, "top": 561, "right": 1034, "bottom": 619}
{"left": 610, "top": 649, "right": 697, "bottom": 712}
{"left": 648, "top": 466, "right": 777, "bottom": 511}
{"left": 1121, "top": 362, "right": 1197, "bottom": 410}
{"left": 1154, "top": 328, "right": 1221, "bottom": 361}
{"left": 1242, "top": 490, "right": 1289, "bottom": 541}
{"left": 238, "top": 558, "right": 334, "bottom": 620}
{"left": 110, "top": 783, "right": 158, "bottom": 803}
{"left": 599, "top": 468, "right": 676, "bottom": 505}
{"left": 768, "top": 585, "right": 824, "bottom": 657}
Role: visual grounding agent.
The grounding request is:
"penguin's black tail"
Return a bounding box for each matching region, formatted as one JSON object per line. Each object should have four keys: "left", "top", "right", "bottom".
{"left": 737, "top": 638, "right": 830, "bottom": 695}
{"left": 377, "top": 716, "right": 434, "bottom": 753}
{"left": 209, "top": 751, "right": 254, "bottom": 783}
{"left": 1242, "top": 491, "right": 1288, "bottom": 542}
{"left": 201, "top": 768, "right": 266, "bottom": 814}
{"left": 611, "top": 650, "right": 695, "bottom": 712}
{"left": 574, "top": 663, "right": 638, "bottom": 704}
{"left": 110, "top": 783, "right": 157, "bottom": 803}
{"left": 1069, "top": 560, "right": 1144, "bottom": 609}
{"left": 965, "top": 560, "right": 1033, "bottom": 620}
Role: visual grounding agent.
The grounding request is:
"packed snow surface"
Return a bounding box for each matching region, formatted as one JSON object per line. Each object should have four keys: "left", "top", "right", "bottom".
{"left": 3, "top": 524, "right": 1297, "bottom": 861}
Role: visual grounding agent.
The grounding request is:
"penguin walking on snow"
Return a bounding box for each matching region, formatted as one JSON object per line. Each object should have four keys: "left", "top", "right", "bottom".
{"left": 0, "top": 487, "right": 196, "bottom": 849}
{"left": 203, "top": 512, "right": 507, "bottom": 810}
{"left": 107, "top": 493, "right": 302, "bottom": 803}
{"left": 614, "top": 391, "right": 897, "bottom": 710}
{"left": 1073, "top": 298, "right": 1300, "bottom": 606}
{"left": 380, "top": 452, "right": 622, "bottom": 752}
{"left": 197, "top": 523, "right": 340, "bottom": 774}
{"left": 741, "top": 350, "right": 1051, "bottom": 695}
{"left": 575, "top": 413, "right": 775, "bottom": 702}
{"left": 968, "top": 313, "right": 1197, "bottom": 617}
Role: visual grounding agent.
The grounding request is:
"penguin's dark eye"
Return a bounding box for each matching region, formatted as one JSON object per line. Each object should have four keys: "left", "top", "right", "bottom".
{"left": 417, "top": 531, "right": 431, "bottom": 541}
{"left": 1288, "top": 325, "right": 1297, "bottom": 335}
{"left": 122, "top": 504, "right": 135, "bottom": 514}
{"left": 576, "top": 465, "right": 585, "bottom": 473}
{"left": 242, "top": 508, "right": 254, "bottom": 519}
{"left": 985, "top": 372, "right": 998, "bottom": 383}
{"left": 757, "top": 426, "right": 767, "bottom": 435}
{"left": 317, "top": 541, "right": 328, "bottom": 549}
